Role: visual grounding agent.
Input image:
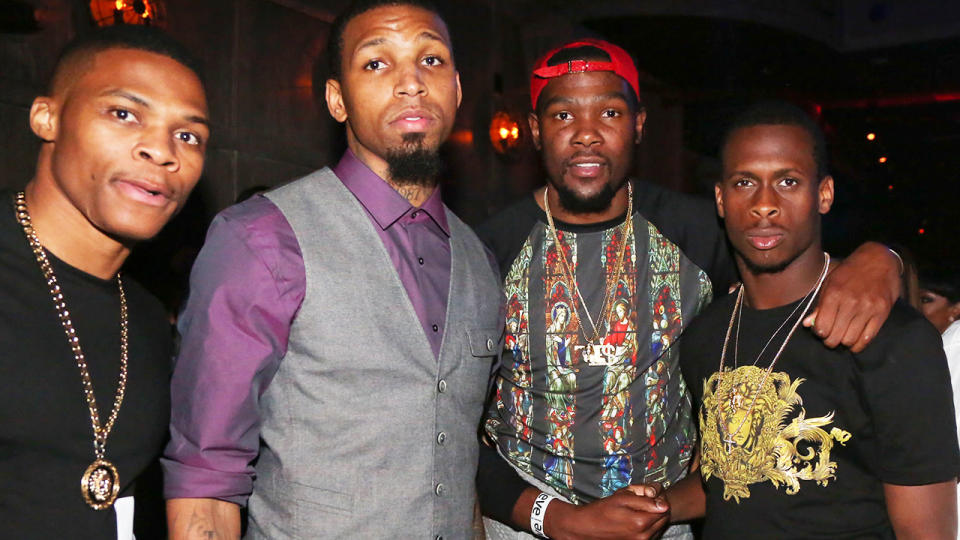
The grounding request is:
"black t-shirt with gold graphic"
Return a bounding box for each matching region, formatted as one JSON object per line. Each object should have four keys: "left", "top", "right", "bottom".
{"left": 681, "top": 293, "right": 960, "bottom": 539}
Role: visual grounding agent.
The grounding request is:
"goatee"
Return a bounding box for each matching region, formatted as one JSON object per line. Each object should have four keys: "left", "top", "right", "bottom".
{"left": 386, "top": 133, "right": 442, "bottom": 187}
{"left": 552, "top": 179, "right": 622, "bottom": 214}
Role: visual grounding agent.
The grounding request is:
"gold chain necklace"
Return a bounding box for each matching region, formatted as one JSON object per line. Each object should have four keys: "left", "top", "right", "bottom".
{"left": 543, "top": 182, "right": 633, "bottom": 366}
{"left": 15, "top": 192, "right": 128, "bottom": 510}
{"left": 715, "top": 252, "right": 829, "bottom": 453}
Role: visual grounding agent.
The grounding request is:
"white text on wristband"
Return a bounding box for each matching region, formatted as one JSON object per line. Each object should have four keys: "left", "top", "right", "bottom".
{"left": 530, "top": 492, "right": 556, "bottom": 538}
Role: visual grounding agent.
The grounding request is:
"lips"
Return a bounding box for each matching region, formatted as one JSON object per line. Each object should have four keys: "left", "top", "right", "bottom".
{"left": 745, "top": 228, "right": 785, "bottom": 250}
{"left": 566, "top": 154, "right": 608, "bottom": 178}
{"left": 113, "top": 177, "right": 173, "bottom": 208}
{"left": 389, "top": 108, "right": 436, "bottom": 133}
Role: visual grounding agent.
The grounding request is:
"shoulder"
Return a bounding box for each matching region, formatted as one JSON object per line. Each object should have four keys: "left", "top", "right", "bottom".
{"left": 632, "top": 180, "right": 734, "bottom": 288}
{"left": 476, "top": 194, "right": 540, "bottom": 247}
{"left": 683, "top": 290, "right": 737, "bottom": 343}
{"left": 207, "top": 195, "right": 301, "bottom": 268}
{"left": 633, "top": 180, "right": 717, "bottom": 234}
{"left": 857, "top": 300, "right": 946, "bottom": 367}
{"left": 476, "top": 194, "right": 542, "bottom": 277}
{"left": 195, "top": 195, "right": 304, "bottom": 296}
{"left": 869, "top": 300, "right": 942, "bottom": 346}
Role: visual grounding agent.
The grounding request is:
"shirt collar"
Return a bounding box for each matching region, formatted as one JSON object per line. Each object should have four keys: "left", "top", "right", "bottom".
{"left": 334, "top": 150, "right": 449, "bottom": 236}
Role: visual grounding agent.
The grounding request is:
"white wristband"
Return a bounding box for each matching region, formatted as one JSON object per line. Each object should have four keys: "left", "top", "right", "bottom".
{"left": 530, "top": 492, "right": 556, "bottom": 538}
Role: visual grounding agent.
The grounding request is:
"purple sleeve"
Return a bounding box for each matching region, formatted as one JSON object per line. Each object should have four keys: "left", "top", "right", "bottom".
{"left": 161, "top": 197, "right": 305, "bottom": 505}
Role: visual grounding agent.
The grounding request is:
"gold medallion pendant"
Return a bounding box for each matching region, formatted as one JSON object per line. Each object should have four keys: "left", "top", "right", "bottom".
{"left": 82, "top": 459, "right": 120, "bottom": 509}
{"left": 16, "top": 192, "right": 129, "bottom": 511}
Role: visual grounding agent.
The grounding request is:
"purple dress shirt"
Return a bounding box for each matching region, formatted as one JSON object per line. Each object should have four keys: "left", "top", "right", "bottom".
{"left": 162, "top": 151, "right": 453, "bottom": 503}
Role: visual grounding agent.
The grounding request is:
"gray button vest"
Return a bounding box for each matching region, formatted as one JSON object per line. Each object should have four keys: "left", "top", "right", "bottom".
{"left": 247, "top": 168, "right": 502, "bottom": 539}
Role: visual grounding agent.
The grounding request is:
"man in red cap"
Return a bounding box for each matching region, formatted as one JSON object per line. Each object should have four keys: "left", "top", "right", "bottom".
{"left": 475, "top": 38, "right": 904, "bottom": 539}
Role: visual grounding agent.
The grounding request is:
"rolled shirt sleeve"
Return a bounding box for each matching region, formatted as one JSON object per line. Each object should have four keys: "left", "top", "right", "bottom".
{"left": 161, "top": 196, "right": 305, "bottom": 505}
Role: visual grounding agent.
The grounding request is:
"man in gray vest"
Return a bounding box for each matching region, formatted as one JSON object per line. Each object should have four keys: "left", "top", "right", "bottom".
{"left": 162, "top": 1, "right": 503, "bottom": 538}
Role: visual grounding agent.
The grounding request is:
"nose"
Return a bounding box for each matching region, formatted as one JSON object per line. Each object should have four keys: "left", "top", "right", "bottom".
{"left": 395, "top": 64, "right": 427, "bottom": 98}
{"left": 750, "top": 185, "right": 780, "bottom": 219}
{"left": 571, "top": 117, "right": 602, "bottom": 147}
{"left": 133, "top": 126, "right": 180, "bottom": 172}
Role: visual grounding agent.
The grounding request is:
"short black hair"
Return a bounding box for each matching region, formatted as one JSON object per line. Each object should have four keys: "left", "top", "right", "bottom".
{"left": 921, "top": 266, "right": 960, "bottom": 303}
{"left": 536, "top": 45, "right": 640, "bottom": 116}
{"left": 326, "top": 0, "right": 444, "bottom": 80}
{"left": 50, "top": 25, "right": 203, "bottom": 93}
{"left": 721, "top": 100, "right": 829, "bottom": 180}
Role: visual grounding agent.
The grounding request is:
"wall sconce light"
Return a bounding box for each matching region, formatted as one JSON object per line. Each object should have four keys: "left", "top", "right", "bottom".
{"left": 90, "top": 0, "right": 165, "bottom": 27}
{"left": 489, "top": 110, "right": 522, "bottom": 155}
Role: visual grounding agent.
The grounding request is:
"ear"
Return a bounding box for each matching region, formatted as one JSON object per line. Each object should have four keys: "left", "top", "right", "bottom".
{"left": 325, "top": 78, "right": 347, "bottom": 123}
{"left": 528, "top": 112, "right": 541, "bottom": 151}
{"left": 817, "top": 176, "right": 835, "bottom": 214}
{"left": 29, "top": 97, "right": 58, "bottom": 143}
{"left": 714, "top": 183, "right": 725, "bottom": 218}
{"left": 634, "top": 108, "right": 647, "bottom": 144}
{"left": 455, "top": 71, "right": 462, "bottom": 109}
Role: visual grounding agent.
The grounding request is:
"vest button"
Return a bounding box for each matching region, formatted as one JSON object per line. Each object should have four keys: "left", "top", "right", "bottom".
{"left": 435, "top": 483, "right": 445, "bottom": 496}
{"left": 486, "top": 338, "right": 495, "bottom": 351}
{"left": 432, "top": 324, "right": 439, "bottom": 332}
{"left": 418, "top": 257, "right": 424, "bottom": 265}
{"left": 438, "top": 379, "right": 447, "bottom": 393}
{"left": 437, "top": 432, "right": 446, "bottom": 445}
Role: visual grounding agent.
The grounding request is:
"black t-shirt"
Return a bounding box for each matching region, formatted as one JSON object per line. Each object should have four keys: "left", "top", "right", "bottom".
{"left": 681, "top": 292, "right": 960, "bottom": 539}
{"left": 0, "top": 193, "right": 172, "bottom": 539}
{"left": 475, "top": 180, "right": 736, "bottom": 520}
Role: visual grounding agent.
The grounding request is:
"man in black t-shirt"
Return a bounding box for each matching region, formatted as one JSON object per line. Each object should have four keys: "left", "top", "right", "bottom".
{"left": 0, "top": 27, "right": 209, "bottom": 539}
{"left": 476, "top": 40, "right": 913, "bottom": 540}
{"left": 671, "top": 101, "right": 959, "bottom": 538}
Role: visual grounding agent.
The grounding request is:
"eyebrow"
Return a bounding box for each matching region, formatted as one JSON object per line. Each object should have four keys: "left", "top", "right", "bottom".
{"left": 102, "top": 89, "right": 210, "bottom": 127}
{"left": 725, "top": 168, "right": 803, "bottom": 180}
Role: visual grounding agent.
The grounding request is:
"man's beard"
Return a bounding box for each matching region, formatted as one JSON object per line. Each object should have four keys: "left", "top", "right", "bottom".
{"left": 386, "top": 133, "right": 442, "bottom": 187}
{"left": 552, "top": 178, "right": 623, "bottom": 214}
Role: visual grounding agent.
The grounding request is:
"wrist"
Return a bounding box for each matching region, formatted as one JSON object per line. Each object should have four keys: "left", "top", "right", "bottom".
{"left": 542, "top": 498, "right": 576, "bottom": 540}
{"left": 530, "top": 492, "right": 556, "bottom": 538}
{"left": 885, "top": 246, "right": 905, "bottom": 275}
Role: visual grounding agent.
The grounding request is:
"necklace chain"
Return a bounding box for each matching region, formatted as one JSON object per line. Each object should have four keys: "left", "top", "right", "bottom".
{"left": 543, "top": 182, "right": 633, "bottom": 343}
{"left": 14, "top": 192, "right": 128, "bottom": 461}
{"left": 716, "top": 252, "right": 830, "bottom": 449}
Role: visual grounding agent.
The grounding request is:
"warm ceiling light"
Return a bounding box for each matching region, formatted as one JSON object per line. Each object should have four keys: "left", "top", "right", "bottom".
{"left": 866, "top": 132, "right": 876, "bottom": 141}
{"left": 878, "top": 156, "right": 887, "bottom": 163}
{"left": 90, "top": 0, "right": 164, "bottom": 27}
{"left": 489, "top": 111, "right": 522, "bottom": 155}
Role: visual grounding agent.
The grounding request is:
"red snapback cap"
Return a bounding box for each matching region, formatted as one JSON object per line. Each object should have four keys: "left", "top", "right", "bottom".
{"left": 529, "top": 38, "right": 640, "bottom": 109}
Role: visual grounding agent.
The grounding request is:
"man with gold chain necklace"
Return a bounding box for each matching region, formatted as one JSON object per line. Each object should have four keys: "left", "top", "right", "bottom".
{"left": 0, "top": 27, "right": 209, "bottom": 539}
{"left": 476, "top": 40, "right": 909, "bottom": 539}
{"left": 670, "top": 101, "right": 959, "bottom": 538}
